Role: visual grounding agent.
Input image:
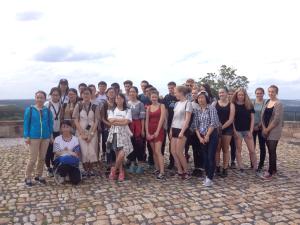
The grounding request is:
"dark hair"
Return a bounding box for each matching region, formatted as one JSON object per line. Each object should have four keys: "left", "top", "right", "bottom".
{"left": 98, "top": 81, "right": 107, "bottom": 87}
{"left": 68, "top": 88, "right": 78, "bottom": 95}
{"left": 50, "top": 87, "right": 62, "bottom": 96}
{"left": 168, "top": 81, "right": 176, "bottom": 86}
{"left": 88, "top": 84, "right": 96, "bottom": 89}
{"left": 255, "top": 87, "right": 265, "bottom": 94}
{"left": 201, "top": 83, "right": 214, "bottom": 99}
{"left": 141, "top": 80, "right": 149, "bottom": 85}
{"left": 196, "top": 91, "right": 211, "bottom": 104}
{"left": 176, "top": 85, "right": 189, "bottom": 96}
{"left": 150, "top": 89, "right": 159, "bottom": 96}
{"left": 186, "top": 78, "right": 195, "bottom": 83}
{"left": 111, "top": 82, "right": 120, "bottom": 89}
{"left": 59, "top": 79, "right": 69, "bottom": 85}
{"left": 130, "top": 86, "right": 139, "bottom": 94}
{"left": 219, "top": 87, "right": 229, "bottom": 93}
{"left": 106, "top": 87, "right": 114, "bottom": 94}
{"left": 60, "top": 120, "right": 72, "bottom": 128}
{"left": 123, "top": 80, "right": 133, "bottom": 86}
{"left": 80, "top": 87, "right": 92, "bottom": 95}
{"left": 269, "top": 85, "right": 279, "bottom": 94}
{"left": 68, "top": 88, "right": 79, "bottom": 103}
{"left": 78, "top": 83, "right": 87, "bottom": 88}
{"left": 35, "top": 90, "right": 47, "bottom": 99}
{"left": 145, "top": 84, "right": 153, "bottom": 90}
{"left": 116, "top": 93, "right": 128, "bottom": 110}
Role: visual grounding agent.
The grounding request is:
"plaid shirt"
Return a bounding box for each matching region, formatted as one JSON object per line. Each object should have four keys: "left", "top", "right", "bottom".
{"left": 193, "top": 104, "right": 220, "bottom": 135}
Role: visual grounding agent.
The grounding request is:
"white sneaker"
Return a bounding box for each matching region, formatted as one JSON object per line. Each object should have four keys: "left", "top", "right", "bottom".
{"left": 55, "top": 174, "right": 65, "bottom": 184}
{"left": 203, "top": 177, "right": 213, "bottom": 187}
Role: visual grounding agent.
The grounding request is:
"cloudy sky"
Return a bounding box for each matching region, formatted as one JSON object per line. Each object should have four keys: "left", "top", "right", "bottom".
{"left": 0, "top": 0, "right": 299, "bottom": 99}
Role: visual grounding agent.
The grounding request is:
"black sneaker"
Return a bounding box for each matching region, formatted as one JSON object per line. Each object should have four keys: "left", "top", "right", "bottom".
{"left": 221, "top": 168, "right": 228, "bottom": 178}
{"left": 182, "top": 173, "right": 192, "bottom": 181}
{"left": 216, "top": 166, "right": 222, "bottom": 176}
{"left": 230, "top": 162, "right": 236, "bottom": 169}
{"left": 34, "top": 177, "right": 46, "bottom": 184}
{"left": 35, "top": 177, "right": 47, "bottom": 184}
{"left": 25, "top": 178, "right": 33, "bottom": 187}
{"left": 152, "top": 169, "right": 160, "bottom": 175}
{"left": 192, "top": 169, "right": 202, "bottom": 177}
{"left": 167, "top": 164, "right": 174, "bottom": 170}
{"left": 156, "top": 173, "right": 166, "bottom": 180}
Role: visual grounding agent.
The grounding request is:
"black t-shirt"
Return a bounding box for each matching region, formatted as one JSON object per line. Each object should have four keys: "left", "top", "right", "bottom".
{"left": 163, "top": 94, "right": 178, "bottom": 128}
{"left": 234, "top": 103, "right": 255, "bottom": 131}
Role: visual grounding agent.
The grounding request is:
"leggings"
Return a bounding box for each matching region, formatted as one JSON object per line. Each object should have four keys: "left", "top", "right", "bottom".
{"left": 230, "top": 138, "right": 236, "bottom": 163}
{"left": 253, "top": 129, "right": 266, "bottom": 168}
{"left": 45, "top": 132, "right": 60, "bottom": 168}
{"left": 266, "top": 140, "right": 279, "bottom": 175}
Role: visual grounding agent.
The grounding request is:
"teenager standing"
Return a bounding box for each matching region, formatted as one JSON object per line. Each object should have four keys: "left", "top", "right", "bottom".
{"left": 170, "top": 86, "right": 192, "bottom": 180}
{"left": 146, "top": 90, "right": 166, "bottom": 179}
{"left": 232, "top": 88, "right": 258, "bottom": 173}
{"left": 24, "top": 91, "right": 53, "bottom": 186}
{"left": 261, "top": 85, "right": 284, "bottom": 180}
{"left": 253, "top": 88, "right": 266, "bottom": 172}
{"left": 194, "top": 91, "right": 220, "bottom": 187}
{"left": 44, "top": 87, "right": 62, "bottom": 176}
{"left": 214, "top": 88, "right": 235, "bottom": 177}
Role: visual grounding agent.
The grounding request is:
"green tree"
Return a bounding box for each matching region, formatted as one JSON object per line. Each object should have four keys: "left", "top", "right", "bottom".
{"left": 198, "top": 65, "right": 249, "bottom": 97}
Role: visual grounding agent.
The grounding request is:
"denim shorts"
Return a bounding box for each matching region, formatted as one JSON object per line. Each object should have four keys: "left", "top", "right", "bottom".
{"left": 237, "top": 131, "right": 250, "bottom": 139}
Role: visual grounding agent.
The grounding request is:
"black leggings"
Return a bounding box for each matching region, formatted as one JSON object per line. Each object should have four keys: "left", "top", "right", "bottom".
{"left": 253, "top": 129, "right": 266, "bottom": 168}
{"left": 186, "top": 132, "right": 204, "bottom": 169}
{"left": 230, "top": 138, "right": 236, "bottom": 163}
{"left": 128, "top": 136, "right": 145, "bottom": 162}
{"left": 45, "top": 132, "right": 60, "bottom": 168}
{"left": 266, "top": 140, "right": 279, "bottom": 175}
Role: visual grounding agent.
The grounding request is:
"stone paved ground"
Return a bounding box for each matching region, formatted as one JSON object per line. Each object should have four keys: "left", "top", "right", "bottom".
{"left": 0, "top": 138, "right": 299, "bottom": 225}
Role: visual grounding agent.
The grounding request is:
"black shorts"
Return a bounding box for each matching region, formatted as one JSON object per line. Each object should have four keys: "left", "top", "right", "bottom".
{"left": 171, "top": 128, "right": 189, "bottom": 138}
{"left": 221, "top": 127, "right": 234, "bottom": 136}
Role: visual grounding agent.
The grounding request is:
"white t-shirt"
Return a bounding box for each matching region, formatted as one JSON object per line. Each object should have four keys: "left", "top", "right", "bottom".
{"left": 45, "top": 101, "right": 61, "bottom": 132}
{"left": 171, "top": 100, "right": 193, "bottom": 129}
{"left": 53, "top": 135, "right": 80, "bottom": 156}
{"left": 96, "top": 94, "right": 107, "bottom": 105}
{"left": 108, "top": 107, "right": 132, "bottom": 133}
{"left": 60, "top": 94, "right": 69, "bottom": 105}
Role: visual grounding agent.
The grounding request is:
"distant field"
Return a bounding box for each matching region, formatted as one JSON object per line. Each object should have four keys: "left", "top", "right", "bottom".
{"left": 0, "top": 99, "right": 299, "bottom": 121}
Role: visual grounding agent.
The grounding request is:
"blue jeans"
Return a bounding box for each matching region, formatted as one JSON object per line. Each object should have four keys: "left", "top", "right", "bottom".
{"left": 200, "top": 129, "right": 218, "bottom": 180}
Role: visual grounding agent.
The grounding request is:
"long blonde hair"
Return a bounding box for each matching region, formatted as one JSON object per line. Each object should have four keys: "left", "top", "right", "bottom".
{"left": 231, "top": 88, "right": 253, "bottom": 110}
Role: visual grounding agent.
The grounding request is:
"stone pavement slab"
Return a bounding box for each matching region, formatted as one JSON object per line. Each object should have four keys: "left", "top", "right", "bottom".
{"left": 0, "top": 138, "right": 299, "bottom": 225}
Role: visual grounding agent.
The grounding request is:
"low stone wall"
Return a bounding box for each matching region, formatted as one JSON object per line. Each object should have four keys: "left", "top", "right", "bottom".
{"left": 0, "top": 121, "right": 23, "bottom": 138}
{"left": 282, "top": 121, "right": 300, "bottom": 139}
{"left": 0, "top": 120, "right": 300, "bottom": 138}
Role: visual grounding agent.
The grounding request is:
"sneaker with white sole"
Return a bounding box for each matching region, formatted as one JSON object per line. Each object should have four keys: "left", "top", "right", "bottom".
{"left": 203, "top": 177, "right": 213, "bottom": 187}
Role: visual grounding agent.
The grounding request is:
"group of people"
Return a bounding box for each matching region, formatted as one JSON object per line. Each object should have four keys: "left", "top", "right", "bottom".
{"left": 23, "top": 78, "right": 284, "bottom": 187}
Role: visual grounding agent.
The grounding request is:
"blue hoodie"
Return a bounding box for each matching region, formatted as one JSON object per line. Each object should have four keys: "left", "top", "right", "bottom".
{"left": 23, "top": 106, "right": 53, "bottom": 139}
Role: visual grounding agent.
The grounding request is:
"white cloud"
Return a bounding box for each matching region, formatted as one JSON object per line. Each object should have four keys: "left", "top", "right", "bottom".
{"left": 0, "top": 0, "right": 299, "bottom": 99}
